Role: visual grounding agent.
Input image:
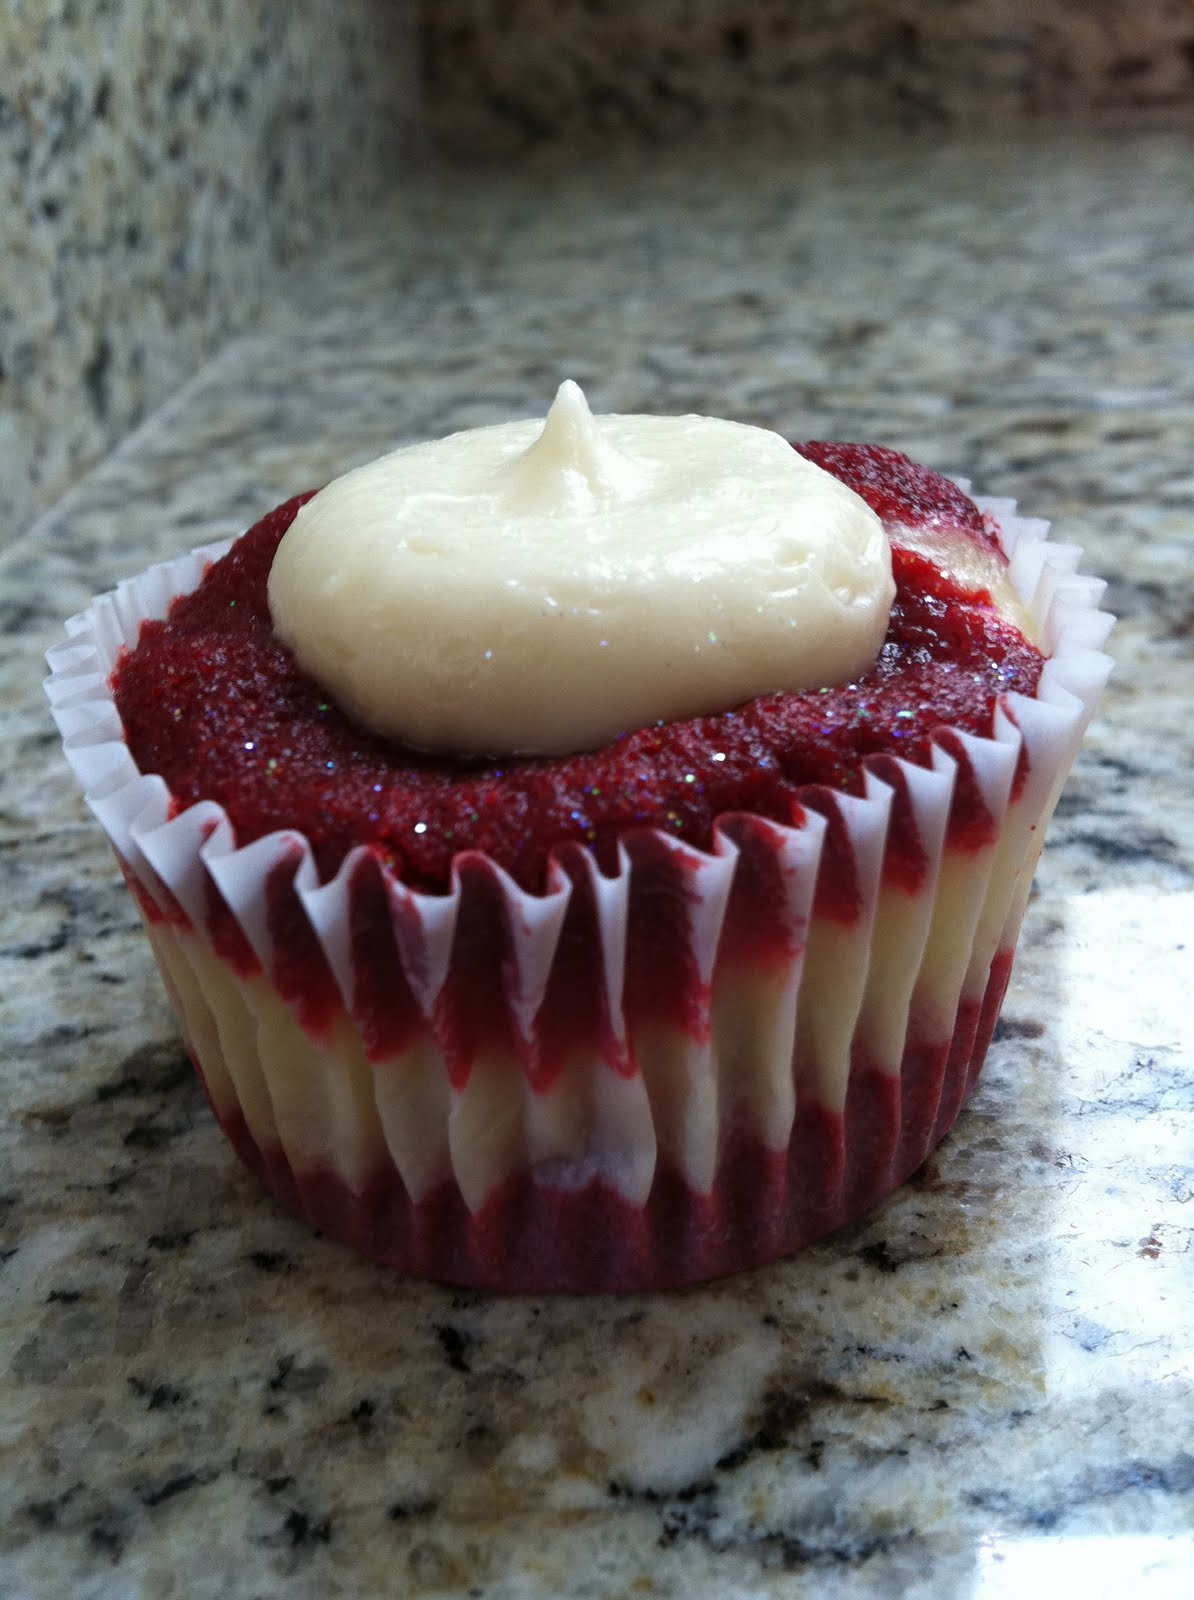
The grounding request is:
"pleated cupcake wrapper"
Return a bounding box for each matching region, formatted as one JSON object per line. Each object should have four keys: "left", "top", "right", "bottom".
{"left": 45, "top": 504, "right": 1113, "bottom": 1233}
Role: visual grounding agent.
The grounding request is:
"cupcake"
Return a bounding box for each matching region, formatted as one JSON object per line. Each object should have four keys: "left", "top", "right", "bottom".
{"left": 45, "top": 383, "right": 1112, "bottom": 1291}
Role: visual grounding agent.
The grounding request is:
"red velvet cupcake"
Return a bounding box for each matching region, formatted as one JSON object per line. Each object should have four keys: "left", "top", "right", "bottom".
{"left": 46, "top": 390, "right": 1112, "bottom": 1291}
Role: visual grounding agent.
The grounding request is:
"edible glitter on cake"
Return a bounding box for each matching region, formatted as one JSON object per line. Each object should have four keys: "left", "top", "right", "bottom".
{"left": 112, "top": 448, "right": 1043, "bottom": 894}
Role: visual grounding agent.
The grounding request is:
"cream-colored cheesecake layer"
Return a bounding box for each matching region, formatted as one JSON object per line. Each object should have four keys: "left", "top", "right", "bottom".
{"left": 710, "top": 964, "right": 802, "bottom": 1152}
{"left": 152, "top": 920, "right": 663, "bottom": 1204}
{"left": 892, "top": 524, "right": 1042, "bottom": 648}
{"left": 908, "top": 851, "right": 1004, "bottom": 1041}
{"left": 149, "top": 923, "right": 388, "bottom": 1190}
{"left": 443, "top": 1046, "right": 651, "bottom": 1210}
{"left": 147, "top": 811, "right": 1029, "bottom": 1204}
{"left": 855, "top": 883, "right": 947, "bottom": 1076}
{"left": 371, "top": 1037, "right": 454, "bottom": 1201}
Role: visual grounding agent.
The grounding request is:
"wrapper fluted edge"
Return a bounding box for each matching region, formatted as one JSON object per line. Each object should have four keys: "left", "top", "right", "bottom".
{"left": 44, "top": 497, "right": 1114, "bottom": 1291}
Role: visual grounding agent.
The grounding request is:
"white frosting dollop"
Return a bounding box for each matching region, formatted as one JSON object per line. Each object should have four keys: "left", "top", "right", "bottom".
{"left": 268, "top": 382, "right": 894, "bottom": 755}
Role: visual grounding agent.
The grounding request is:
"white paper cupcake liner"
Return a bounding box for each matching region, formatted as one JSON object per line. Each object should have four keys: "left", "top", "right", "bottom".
{"left": 45, "top": 501, "right": 1113, "bottom": 1290}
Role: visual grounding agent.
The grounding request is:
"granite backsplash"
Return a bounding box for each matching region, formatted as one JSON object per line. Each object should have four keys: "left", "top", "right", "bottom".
{"left": 2, "top": 0, "right": 417, "bottom": 544}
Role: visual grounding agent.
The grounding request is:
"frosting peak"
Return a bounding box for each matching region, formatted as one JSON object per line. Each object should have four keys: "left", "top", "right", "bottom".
{"left": 267, "top": 385, "right": 894, "bottom": 756}
{"left": 498, "top": 380, "right": 647, "bottom": 515}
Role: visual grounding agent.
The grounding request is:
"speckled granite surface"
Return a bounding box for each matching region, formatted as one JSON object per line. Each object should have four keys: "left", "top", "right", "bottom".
{"left": 421, "top": 0, "right": 1194, "bottom": 159}
{"left": 3, "top": 124, "right": 1193, "bottom": 1597}
{"left": 2, "top": 0, "right": 417, "bottom": 542}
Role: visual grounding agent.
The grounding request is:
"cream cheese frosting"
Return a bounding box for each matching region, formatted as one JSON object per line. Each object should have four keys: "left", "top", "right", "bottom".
{"left": 267, "top": 382, "right": 894, "bottom": 756}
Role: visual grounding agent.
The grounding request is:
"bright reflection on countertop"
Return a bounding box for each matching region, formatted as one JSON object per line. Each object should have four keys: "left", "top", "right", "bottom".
{"left": 1061, "top": 889, "right": 1193, "bottom": 1061}
{"left": 1044, "top": 890, "right": 1194, "bottom": 1398}
{"left": 975, "top": 1534, "right": 1194, "bottom": 1598}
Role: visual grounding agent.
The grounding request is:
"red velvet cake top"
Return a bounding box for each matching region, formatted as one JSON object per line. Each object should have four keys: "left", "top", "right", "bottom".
{"left": 113, "top": 445, "right": 1043, "bottom": 893}
{"left": 792, "top": 441, "right": 1003, "bottom": 555}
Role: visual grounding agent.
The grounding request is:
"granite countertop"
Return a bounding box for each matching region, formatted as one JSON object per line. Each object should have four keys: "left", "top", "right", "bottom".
{"left": 2, "top": 124, "right": 1192, "bottom": 1599}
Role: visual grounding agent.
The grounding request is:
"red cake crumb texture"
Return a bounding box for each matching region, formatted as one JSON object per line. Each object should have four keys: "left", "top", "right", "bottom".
{"left": 792, "top": 440, "right": 1005, "bottom": 555}
{"left": 113, "top": 444, "right": 1043, "bottom": 896}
